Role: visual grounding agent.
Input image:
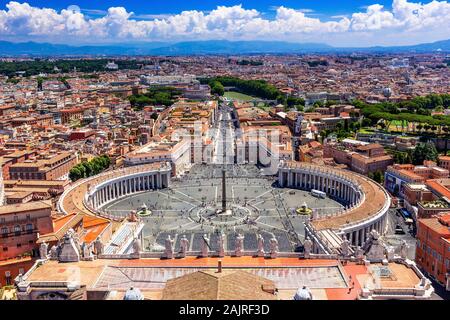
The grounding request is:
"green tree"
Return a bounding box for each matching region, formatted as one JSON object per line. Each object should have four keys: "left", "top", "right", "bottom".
{"left": 361, "top": 118, "right": 372, "bottom": 127}
{"left": 69, "top": 155, "right": 111, "bottom": 182}
{"left": 209, "top": 80, "right": 224, "bottom": 96}
{"left": 69, "top": 167, "right": 82, "bottom": 182}
{"left": 411, "top": 142, "right": 438, "bottom": 165}
{"left": 372, "top": 171, "right": 384, "bottom": 184}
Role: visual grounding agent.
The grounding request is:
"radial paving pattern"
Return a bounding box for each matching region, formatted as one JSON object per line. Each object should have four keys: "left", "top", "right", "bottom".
{"left": 104, "top": 164, "right": 343, "bottom": 252}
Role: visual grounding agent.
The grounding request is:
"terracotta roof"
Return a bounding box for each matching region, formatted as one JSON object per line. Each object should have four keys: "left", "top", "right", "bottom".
{"left": 438, "top": 213, "right": 450, "bottom": 226}
{"left": 356, "top": 143, "right": 383, "bottom": 151}
{"left": 162, "top": 270, "right": 276, "bottom": 300}
{"left": 82, "top": 215, "right": 110, "bottom": 243}
{"left": 37, "top": 213, "right": 83, "bottom": 244}
{"left": 419, "top": 216, "right": 450, "bottom": 236}
{"left": 0, "top": 200, "right": 52, "bottom": 216}
{"left": 309, "top": 141, "right": 322, "bottom": 148}
{"left": 426, "top": 179, "right": 450, "bottom": 200}
{"left": 439, "top": 156, "right": 450, "bottom": 161}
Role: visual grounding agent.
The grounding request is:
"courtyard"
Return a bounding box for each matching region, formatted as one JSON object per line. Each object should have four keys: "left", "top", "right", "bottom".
{"left": 103, "top": 164, "right": 343, "bottom": 253}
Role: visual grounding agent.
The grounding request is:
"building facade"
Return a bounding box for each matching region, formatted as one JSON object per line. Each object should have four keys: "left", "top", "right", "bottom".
{"left": 416, "top": 213, "right": 450, "bottom": 291}
{"left": 9, "top": 152, "right": 77, "bottom": 181}
{"left": 0, "top": 201, "right": 53, "bottom": 261}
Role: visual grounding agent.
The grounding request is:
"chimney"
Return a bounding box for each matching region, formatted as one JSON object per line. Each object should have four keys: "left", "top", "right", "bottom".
{"left": 217, "top": 259, "right": 222, "bottom": 273}
{"left": 261, "top": 284, "right": 276, "bottom": 294}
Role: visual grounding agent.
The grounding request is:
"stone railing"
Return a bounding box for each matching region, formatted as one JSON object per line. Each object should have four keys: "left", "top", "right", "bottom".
{"left": 96, "top": 250, "right": 348, "bottom": 260}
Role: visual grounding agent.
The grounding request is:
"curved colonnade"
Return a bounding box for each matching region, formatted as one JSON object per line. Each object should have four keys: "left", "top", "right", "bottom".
{"left": 278, "top": 161, "right": 391, "bottom": 247}
{"left": 58, "top": 162, "right": 172, "bottom": 220}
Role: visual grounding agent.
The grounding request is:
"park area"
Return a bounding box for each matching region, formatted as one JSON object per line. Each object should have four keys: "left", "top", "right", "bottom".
{"left": 224, "top": 91, "right": 255, "bottom": 101}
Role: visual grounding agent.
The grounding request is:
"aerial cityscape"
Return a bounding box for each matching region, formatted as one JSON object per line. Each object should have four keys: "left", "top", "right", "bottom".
{"left": 0, "top": 0, "right": 449, "bottom": 305}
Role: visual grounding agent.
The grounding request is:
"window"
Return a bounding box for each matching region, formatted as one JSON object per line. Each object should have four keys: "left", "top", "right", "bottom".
{"left": 16, "top": 243, "right": 21, "bottom": 248}
{"left": 1, "top": 227, "right": 8, "bottom": 238}
{"left": 26, "top": 224, "right": 33, "bottom": 234}
{"left": 5, "top": 271, "right": 11, "bottom": 286}
{"left": 3, "top": 247, "right": 8, "bottom": 251}
{"left": 14, "top": 225, "right": 21, "bottom": 236}
{"left": 26, "top": 214, "right": 31, "bottom": 221}
{"left": 0, "top": 218, "right": 5, "bottom": 223}
{"left": 13, "top": 216, "right": 18, "bottom": 222}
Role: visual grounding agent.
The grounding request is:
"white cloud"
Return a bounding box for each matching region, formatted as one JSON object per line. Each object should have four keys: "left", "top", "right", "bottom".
{"left": 0, "top": 1, "right": 449, "bottom": 46}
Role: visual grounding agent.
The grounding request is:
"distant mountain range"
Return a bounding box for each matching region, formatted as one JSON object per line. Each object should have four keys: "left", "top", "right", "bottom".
{"left": 0, "top": 39, "right": 449, "bottom": 56}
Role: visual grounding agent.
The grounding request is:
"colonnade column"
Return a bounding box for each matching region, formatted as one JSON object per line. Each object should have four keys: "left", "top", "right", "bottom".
{"left": 288, "top": 171, "right": 293, "bottom": 187}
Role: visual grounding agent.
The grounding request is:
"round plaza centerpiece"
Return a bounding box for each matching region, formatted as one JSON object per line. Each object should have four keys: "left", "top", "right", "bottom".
{"left": 136, "top": 203, "right": 152, "bottom": 217}
{"left": 296, "top": 202, "right": 312, "bottom": 215}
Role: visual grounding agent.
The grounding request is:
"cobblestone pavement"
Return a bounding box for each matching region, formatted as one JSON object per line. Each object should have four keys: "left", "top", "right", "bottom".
{"left": 104, "top": 163, "right": 343, "bottom": 252}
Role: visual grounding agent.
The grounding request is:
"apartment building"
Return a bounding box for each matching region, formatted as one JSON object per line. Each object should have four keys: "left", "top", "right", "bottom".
{"left": 324, "top": 140, "right": 393, "bottom": 175}
{"left": 416, "top": 213, "right": 450, "bottom": 291}
{"left": 385, "top": 162, "right": 449, "bottom": 197}
{"left": 0, "top": 201, "right": 53, "bottom": 261}
{"left": 9, "top": 152, "right": 77, "bottom": 181}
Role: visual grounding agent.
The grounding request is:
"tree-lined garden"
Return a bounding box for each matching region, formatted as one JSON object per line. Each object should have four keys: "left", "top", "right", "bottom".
{"left": 201, "top": 76, "right": 305, "bottom": 107}
{"left": 0, "top": 59, "right": 144, "bottom": 77}
{"left": 69, "top": 155, "right": 111, "bottom": 182}
{"left": 353, "top": 94, "right": 450, "bottom": 134}
{"left": 128, "top": 87, "right": 181, "bottom": 110}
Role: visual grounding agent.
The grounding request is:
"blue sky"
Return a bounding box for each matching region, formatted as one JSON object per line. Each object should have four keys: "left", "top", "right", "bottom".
{"left": 9, "top": 0, "right": 415, "bottom": 19}
{"left": 0, "top": 1, "right": 449, "bottom": 46}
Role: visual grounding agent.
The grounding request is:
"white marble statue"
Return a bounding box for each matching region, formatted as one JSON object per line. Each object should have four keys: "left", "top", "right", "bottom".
{"left": 269, "top": 235, "right": 279, "bottom": 259}
{"left": 82, "top": 242, "right": 94, "bottom": 260}
{"left": 303, "top": 237, "right": 313, "bottom": 258}
{"left": 164, "top": 235, "right": 174, "bottom": 259}
{"left": 355, "top": 246, "right": 364, "bottom": 260}
{"left": 94, "top": 237, "right": 104, "bottom": 255}
{"left": 399, "top": 240, "right": 408, "bottom": 259}
{"left": 217, "top": 232, "right": 225, "bottom": 257}
{"left": 39, "top": 242, "right": 48, "bottom": 260}
{"left": 179, "top": 235, "right": 189, "bottom": 257}
{"left": 201, "top": 234, "right": 210, "bottom": 257}
{"left": 257, "top": 234, "right": 265, "bottom": 257}
{"left": 341, "top": 238, "right": 350, "bottom": 257}
{"left": 49, "top": 245, "right": 58, "bottom": 260}
{"left": 235, "top": 233, "right": 244, "bottom": 257}
{"left": 132, "top": 237, "right": 141, "bottom": 256}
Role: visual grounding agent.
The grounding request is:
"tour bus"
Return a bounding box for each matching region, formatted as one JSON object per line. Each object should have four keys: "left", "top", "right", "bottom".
{"left": 311, "top": 189, "right": 326, "bottom": 199}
